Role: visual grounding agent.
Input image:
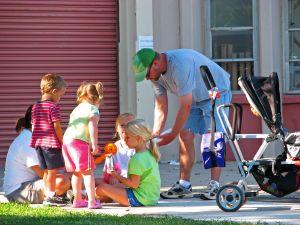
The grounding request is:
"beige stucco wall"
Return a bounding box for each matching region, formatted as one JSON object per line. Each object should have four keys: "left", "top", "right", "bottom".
{"left": 118, "top": 0, "right": 137, "bottom": 114}
{"left": 135, "top": 0, "right": 155, "bottom": 126}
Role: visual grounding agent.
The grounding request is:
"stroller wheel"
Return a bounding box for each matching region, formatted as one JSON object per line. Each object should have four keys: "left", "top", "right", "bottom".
{"left": 216, "top": 184, "right": 245, "bottom": 212}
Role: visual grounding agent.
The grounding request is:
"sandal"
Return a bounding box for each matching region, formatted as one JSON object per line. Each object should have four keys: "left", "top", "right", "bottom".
{"left": 72, "top": 199, "right": 88, "bottom": 208}
{"left": 88, "top": 200, "right": 102, "bottom": 209}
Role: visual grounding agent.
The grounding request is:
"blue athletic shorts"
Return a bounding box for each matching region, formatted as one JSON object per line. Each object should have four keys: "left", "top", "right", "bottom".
{"left": 125, "top": 188, "right": 143, "bottom": 207}
{"left": 184, "top": 91, "right": 232, "bottom": 134}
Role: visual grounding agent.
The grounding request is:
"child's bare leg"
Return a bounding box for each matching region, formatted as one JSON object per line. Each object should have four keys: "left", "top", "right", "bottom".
{"left": 96, "top": 183, "right": 129, "bottom": 206}
{"left": 43, "top": 170, "right": 48, "bottom": 192}
{"left": 47, "top": 169, "right": 57, "bottom": 193}
{"left": 55, "top": 174, "right": 71, "bottom": 195}
{"left": 72, "top": 172, "right": 83, "bottom": 201}
{"left": 94, "top": 178, "right": 113, "bottom": 202}
{"left": 82, "top": 170, "right": 96, "bottom": 205}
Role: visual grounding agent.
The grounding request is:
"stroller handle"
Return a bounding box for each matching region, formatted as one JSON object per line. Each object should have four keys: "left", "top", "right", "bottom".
{"left": 222, "top": 103, "right": 243, "bottom": 141}
{"left": 200, "top": 65, "right": 216, "bottom": 90}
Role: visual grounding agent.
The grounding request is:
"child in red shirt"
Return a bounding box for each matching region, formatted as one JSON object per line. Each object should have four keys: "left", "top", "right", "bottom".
{"left": 30, "top": 73, "right": 67, "bottom": 206}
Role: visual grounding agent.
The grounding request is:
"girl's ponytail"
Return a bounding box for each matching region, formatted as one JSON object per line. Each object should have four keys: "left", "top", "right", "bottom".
{"left": 149, "top": 138, "right": 161, "bottom": 162}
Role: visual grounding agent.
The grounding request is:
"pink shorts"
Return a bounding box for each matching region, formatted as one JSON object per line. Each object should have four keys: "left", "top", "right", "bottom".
{"left": 62, "top": 139, "right": 95, "bottom": 172}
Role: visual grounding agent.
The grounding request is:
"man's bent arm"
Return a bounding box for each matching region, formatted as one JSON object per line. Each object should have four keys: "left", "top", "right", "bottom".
{"left": 172, "top": 93, "right": 192, "bottom": 135}
{"left": 153, "top": 94, "right": 168, "bottom": 136}
{"left": 158, "top": 93, "right": 192, "bottom": 146}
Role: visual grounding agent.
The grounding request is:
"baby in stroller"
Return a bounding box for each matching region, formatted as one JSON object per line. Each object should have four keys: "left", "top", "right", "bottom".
{"left": 214, "top": 72, "right": 300, "bottom": 212}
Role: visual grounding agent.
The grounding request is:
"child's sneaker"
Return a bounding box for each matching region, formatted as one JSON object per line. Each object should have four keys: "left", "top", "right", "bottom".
{"left": 160, "top": 181, "right": 193, "bottom": 199}
{"left": 88, "top": 200, "right": 102, "bottom": 209}
{"left": 43, "top": 195, "right": 67, "bottom": 206}
{"left": 56, "top": 193, "right": 71, "bottom": 204}
{"left": 72, "top": 199, "right": 88, "bottom": 208}
{"left": 200, "top": 180, "right": 220, "bottom": 200}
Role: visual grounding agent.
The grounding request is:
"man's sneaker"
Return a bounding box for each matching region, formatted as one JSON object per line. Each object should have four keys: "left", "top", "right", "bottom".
{"left": 43, "top": 195, "right": 67, "bottom": 206}
{"left": 160, "top": 181, "right": 193, "bottom": 199}
{"left": 200, "top": 180, "right": 220, "bottom": 200}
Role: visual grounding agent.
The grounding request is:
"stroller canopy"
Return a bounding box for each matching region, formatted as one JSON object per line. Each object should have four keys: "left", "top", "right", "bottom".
{"left": 238, "top": 72, "right": 282, "bottom": 134}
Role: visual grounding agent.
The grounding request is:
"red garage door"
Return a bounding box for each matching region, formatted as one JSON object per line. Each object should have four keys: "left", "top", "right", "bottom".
{"left": 0, "top": 0, "right": 119, "bottom": 161}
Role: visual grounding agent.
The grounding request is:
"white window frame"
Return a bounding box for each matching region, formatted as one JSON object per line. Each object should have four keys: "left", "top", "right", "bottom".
{"left": 204, "top": 0, "right": 258, "bottom": 93}
{"left": 283, "top": 0, "right": 300, "bottom": 93}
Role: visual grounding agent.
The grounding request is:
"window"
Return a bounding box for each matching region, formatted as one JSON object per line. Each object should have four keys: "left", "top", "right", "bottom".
{"left": 286, "top": 0, "right": 300, "bottom": 91}
{"left": 206, "top": 0, "right": 257, "bottom": 91}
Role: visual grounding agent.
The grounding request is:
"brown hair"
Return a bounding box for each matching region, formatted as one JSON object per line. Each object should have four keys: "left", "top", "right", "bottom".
{"left": 40, "top": 73, "right": 67, "bottom": 94}
{"left": 113, "top": 113, "right": 135, "bottom": 140}
{"left": 15, "top": 105, "right": 32, "bottom": 133}
{"left": 77, "top": 81, "right": 104, "bottom": 105}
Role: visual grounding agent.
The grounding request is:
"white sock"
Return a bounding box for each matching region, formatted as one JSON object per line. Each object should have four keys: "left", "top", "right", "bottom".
{"left": 210, "top": 180, "right": 220, "bottom": 187}
{"left": 179, "top": 180, "right": 191, "bottom": 188}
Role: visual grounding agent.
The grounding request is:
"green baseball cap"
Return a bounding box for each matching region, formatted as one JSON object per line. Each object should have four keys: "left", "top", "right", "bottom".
{"left": 132, "top": 48, "right": 156, "bottom": 82}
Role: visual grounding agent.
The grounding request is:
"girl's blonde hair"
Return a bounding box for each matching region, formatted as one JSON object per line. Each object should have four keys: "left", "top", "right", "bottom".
{"left": 40, "top": 73, "right": 67, "bottom": 94}
{"left": 77, "top": 81, "right": 104, "bottom": 105}
{"left": 113, "top": 113, "right": 135, "bottom": 140}
{"left": 125, "top": 119, "right": 160, "bottom": 162}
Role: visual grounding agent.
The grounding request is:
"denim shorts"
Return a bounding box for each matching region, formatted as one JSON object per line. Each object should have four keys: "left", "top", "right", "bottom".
{"left": 36, "top": 146, "right": 65, "bottom": 170}
{"left": 184, "top": 91, "right": 232, "bottom": 134}
{"left": 125, "top": 188, "right": 143, "bottom": 207}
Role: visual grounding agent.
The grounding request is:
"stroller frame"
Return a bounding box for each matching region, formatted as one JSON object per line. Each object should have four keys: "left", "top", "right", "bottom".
{"left": 213, "top": 73, "right": 300, "bottom": 212}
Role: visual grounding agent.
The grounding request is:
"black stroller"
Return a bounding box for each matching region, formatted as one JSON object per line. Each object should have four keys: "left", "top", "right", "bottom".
{"left": 201, "top": 67, "right": 300, "bottom": 212}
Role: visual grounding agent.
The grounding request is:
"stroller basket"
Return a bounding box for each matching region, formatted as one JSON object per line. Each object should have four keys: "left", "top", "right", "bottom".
{"left": 252, "top": 161, "right": 300, "bottom": 197}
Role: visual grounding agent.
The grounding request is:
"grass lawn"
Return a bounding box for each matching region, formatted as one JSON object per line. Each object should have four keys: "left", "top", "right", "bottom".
{"left": 0, "top": 203, "right": 263, "bottom": 225}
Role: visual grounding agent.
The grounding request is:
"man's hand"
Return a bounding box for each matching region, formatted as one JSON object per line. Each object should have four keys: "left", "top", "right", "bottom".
{"left": 157, "top": 131, "right": 177, "bottom": 146}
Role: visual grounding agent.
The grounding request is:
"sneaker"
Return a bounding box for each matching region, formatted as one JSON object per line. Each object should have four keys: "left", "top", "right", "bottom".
{"left": 200, "top": 180, "right": 220, "bottom": 200}
{"left": 43, "top": 195, "right": 67, "bottom": 207}
{"left": 160, "top": 181, "right": 193, "bottom": 199}
{"left": 56, "top": 193, "right": 71, "bottom": 204}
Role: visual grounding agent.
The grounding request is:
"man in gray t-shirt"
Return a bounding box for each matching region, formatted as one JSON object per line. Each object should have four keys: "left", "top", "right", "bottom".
{"left": 132, "top": 48, "right": 231, "bottom": 199}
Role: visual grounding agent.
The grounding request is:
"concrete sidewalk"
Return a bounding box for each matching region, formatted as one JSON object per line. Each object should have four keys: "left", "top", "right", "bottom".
{"left": 1, "top": 162, "right": 300, "bottom": 224}
{"left": 0, "top": 161, "right": 255, "bottom": 192}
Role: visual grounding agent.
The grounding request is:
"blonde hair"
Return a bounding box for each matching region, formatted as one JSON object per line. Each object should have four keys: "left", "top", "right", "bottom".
{"left": 113, "top": 113, "right": 135, "bottom": 140}
{"left": 125, "top": 119, "right": 160, "bottom": 162}
{"left": 77, "top": 81, "right": 104, "bottom": 105}
{"left": 40, "top": 73, "right": 67, "bottom": 94}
